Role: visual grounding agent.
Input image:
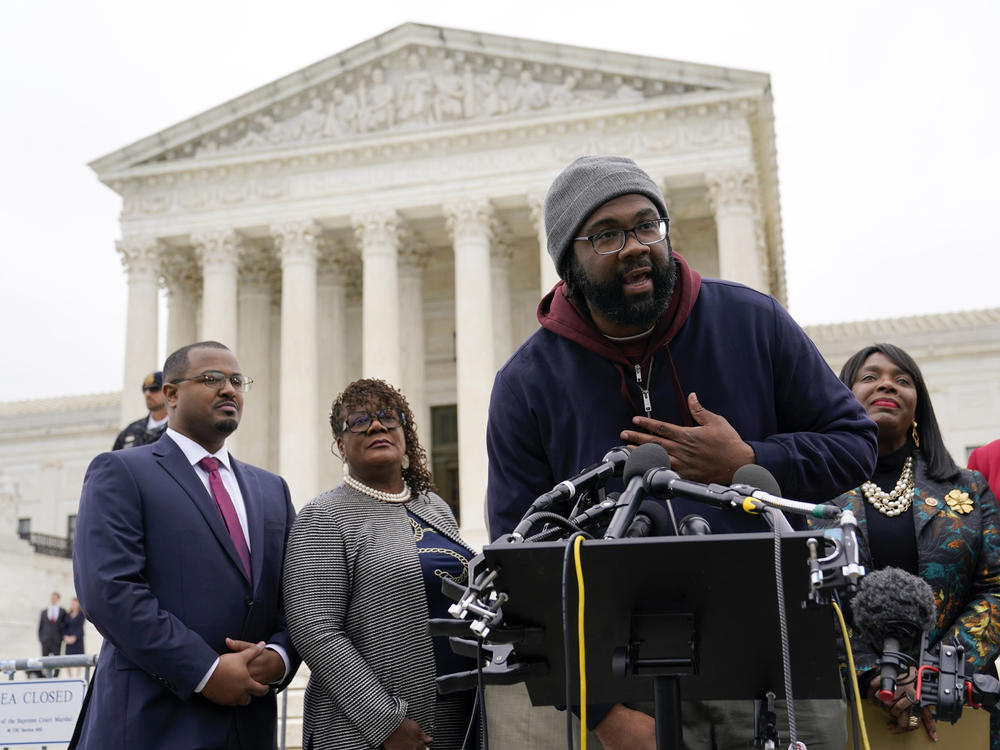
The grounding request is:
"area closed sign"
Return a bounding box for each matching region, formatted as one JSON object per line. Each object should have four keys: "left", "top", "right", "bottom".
{"left": 0, "top": 680, "right": 85, "bottom": 746}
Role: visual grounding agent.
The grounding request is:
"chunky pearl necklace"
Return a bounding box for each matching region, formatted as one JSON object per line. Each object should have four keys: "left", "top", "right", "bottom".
{"left": 861, "top": 456, "right": 915, "bottom": 517}
{"left": 344, "top": 474, "right": 411, "bottom": 504}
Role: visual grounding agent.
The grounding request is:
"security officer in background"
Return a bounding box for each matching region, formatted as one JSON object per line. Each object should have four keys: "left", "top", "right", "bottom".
{"left": 112, "top": 371, "right": 168, "bottom": 450}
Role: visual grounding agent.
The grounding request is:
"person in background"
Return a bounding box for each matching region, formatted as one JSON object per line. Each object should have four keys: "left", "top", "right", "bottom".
{"left": 284, "top": 378, "right": 478, "bottom": 750}
{"left": 63, "top": 596, "right": 86, "bottom": 677}
{"left": 813, "top": 343, "right": 1000, "bottom": 746}
{"left": 38, "top": 591, "right": 67, "bottom": 677}
{"left": 969, "top": 438, "right": 1000, "bottom": 496}
{"left": 112, "top": 370, "right": 168, "bottom": 450}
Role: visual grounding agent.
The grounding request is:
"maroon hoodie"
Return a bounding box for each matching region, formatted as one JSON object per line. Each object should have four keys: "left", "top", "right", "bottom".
{"left": 537, "top": 253, "right": 703, "bottom": 425}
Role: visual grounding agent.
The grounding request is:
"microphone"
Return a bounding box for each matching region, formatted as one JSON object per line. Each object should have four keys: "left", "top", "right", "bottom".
{"left": 678, "top": 514, "right": 711, "bottom": 535}
{"left": 512, "top": 446, "right": 630, "bottom": 538}
{"left": 731, "top": 464, "right": 842, "bottom": 520}
{"left": 851, "top": 567, "right": 937, "bottom": 703}
{"left": 643, "top": 466, "right": 742, "bottom": 510}
{"left": 625, "top": 499, "right": 672, "bottom": 538}
{"left": 604, "top": 443, "right": 669, "bottom": 539}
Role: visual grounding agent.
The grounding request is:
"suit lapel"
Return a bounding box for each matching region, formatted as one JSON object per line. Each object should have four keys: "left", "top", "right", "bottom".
{"left": 231, "top": 458, "right": 263, "bottom": 590}
{"left": 154, "top": 438, "right": 251, "bottom": 584}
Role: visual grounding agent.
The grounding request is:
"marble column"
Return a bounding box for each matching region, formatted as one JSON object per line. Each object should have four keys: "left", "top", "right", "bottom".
{"left": 529, "top": 193, "right": 561, "bottom": 296}
{"left": 352, "top": 211, "right": 402, "bottom": 385}
{"left": 116, "top": 235, "right": 161, "bottom": 427}
{"left": 192, "top": 229, "right": 242, "bottom": 348}
{"left": 160, "top": 251, "right": 200, "bottom": 356}
{"left": 236, "top": 247, "right": 275, "bottom": 470}
{"left": 706, "top": 168, "right": 767, "bottom": 292}
{"left": 316, "top": 242, "right": 350, "bottom": 492}
{"left": 272, "top": 220, "right": 321, "bottom": 507}
{"left": 491, "top": 231, "right": 514, "bottom": 366}
{"left": 444, "top": 198, "right": 496, "bottom": 534}
{"left": 398, "top": 241, "right": 431, "bottom": 453}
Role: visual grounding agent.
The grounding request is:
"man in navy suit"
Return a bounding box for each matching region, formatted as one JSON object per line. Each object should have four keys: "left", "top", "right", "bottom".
{"left": 72, "top": 341, "right": 300, "bottom": 750}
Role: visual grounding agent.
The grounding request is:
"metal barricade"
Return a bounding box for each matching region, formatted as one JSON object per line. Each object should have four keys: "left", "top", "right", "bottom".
{"left": 0, "top": 655, "right": 96, "bottom": 749}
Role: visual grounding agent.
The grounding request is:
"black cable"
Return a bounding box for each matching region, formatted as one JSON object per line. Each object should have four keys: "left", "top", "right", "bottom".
{"left": 562, "top": 532, "right": 585, "bottom": 750}
{"left": 521, "top": 511, "right": 589, "bottom": 539}
{"left": 461, "top": 676, "right": 480, "bottom": 750}
{"left": 528, "top": 525, "right": 594, "bottom": 543}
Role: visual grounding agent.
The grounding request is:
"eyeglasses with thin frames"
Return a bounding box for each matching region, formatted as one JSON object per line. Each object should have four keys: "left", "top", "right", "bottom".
{"left": 574, "top": 217, "right": 669, "bottom": 255}
{"left": 169, "top": 371, "right": 253, "bottom": 393}
{"left": 342, "top": 409, "right": 406, "bottom": 433}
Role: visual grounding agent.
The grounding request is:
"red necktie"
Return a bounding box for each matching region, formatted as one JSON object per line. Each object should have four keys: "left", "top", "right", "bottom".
{"left": 198, "top": 457, "right": 251, "bottom": 577}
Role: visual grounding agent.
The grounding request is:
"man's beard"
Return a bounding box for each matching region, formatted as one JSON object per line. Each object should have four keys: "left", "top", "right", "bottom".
{"left": 214, "top": 418, "right": 239, "bottom": 435}
{"left": 567, "top": 248, "right": 676, "bottom": 329}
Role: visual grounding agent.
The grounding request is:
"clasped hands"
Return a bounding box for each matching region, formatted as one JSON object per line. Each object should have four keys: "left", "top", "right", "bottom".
{"left": 867, "top": 667, "right": 938, "bottom": 740}
{"left": 620, "top": 392, "right": 755, "bottom": 484}
{"left": 201, "top": 637, "right": 285, "bottom": 707}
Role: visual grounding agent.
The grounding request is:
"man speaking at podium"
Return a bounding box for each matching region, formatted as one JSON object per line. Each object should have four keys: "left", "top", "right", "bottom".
{"left": 485, "top": 156, "right": 878, "bottom": 749}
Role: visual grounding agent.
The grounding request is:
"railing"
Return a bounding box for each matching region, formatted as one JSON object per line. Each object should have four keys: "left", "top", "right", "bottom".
{"left": 0, "top": 654, "right": 304, "bottom": 750}
{"left": 0, "top": 656, "right": 95, "bottom": 750}
{"left": 21, "top": 533, "right": 72, "bottom": 559}
{"left": 0, "top": 654, "right": 95, "bottom": 681}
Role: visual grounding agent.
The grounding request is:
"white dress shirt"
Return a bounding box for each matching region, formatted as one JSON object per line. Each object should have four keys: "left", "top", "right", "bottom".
{"left": 163, "top": 429, "right": 289, "bottom": 690}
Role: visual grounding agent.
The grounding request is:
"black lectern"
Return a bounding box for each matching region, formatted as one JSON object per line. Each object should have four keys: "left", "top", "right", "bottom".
{"left": 480, "top": 531, "right": 842, "bottom": 748}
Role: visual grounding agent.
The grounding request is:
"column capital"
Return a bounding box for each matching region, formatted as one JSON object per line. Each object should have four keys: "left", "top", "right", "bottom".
{"left": 271, "top": 220, "right": 322, "bottom": 265}
{"left": 399, "top": 237, "right": 431, "bottom": 275}
{"left": 158, "top": 248, "right": 201, "bottom": 296}
{"left": 351, "top": 210, "right": 401, "bottom": 253}
{"left": 705, "top": 167, "right": 758, "bottom": 215}
{"left": 317, "top": 237, "right": 355, "bottom": 280}
{"left": 116, "top": 234, "right": 163, "bottom": 276}
{"left": 491, "top": 222, "right": 514, "bottom": 265}
{"left": 443, "top": 198, "right": 496, "bottom": 242}
{"left": 192, "top": 229, "right": 244, "bottom": 270}
{"left": 238, "top": 245, "right": 278, "bottom": 290}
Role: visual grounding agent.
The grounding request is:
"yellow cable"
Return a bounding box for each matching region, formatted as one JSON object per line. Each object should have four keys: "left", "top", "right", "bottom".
{"left": 832, "top": 600, "right": 871, "bottom": 750}
{"left": 573, "top": 535, "right": 587, "bottom": 749}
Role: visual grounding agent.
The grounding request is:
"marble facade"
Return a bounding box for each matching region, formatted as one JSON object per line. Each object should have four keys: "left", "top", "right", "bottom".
{"left": 1, "top": 24, "right": 998, "bottom": 665}
{"left": 88, "top": 23, "right": 785, "bottom": 533}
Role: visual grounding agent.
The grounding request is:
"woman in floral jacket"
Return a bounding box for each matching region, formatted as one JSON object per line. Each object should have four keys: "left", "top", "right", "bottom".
{"left": 815, "top": 343, "right": 1000, "bottom": 745}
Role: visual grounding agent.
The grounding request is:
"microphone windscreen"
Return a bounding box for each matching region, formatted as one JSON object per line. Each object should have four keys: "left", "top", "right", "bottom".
{"left": 602, "top": 446, "right": 632, "bottom": 472}
{"left": 851, "top": 567, "right": 937, "bottom": 649}
{"left": 733, "top": 463, "right": 782, "bottom": 496}
{"left": 633, "top": 499, "right": 672, "bottom": 536}
{"left": 623, "top": 443, "right": 671, "bottom": 483}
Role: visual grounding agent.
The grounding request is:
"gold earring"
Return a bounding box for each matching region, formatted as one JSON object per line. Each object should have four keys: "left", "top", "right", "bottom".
{"left": 912, "top": 421, "right": 920, "bottom": 448}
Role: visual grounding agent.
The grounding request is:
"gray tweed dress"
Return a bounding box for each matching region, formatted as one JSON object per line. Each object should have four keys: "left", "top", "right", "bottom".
{"left": 283, "top": 484, "right": 474, "bottom": 750}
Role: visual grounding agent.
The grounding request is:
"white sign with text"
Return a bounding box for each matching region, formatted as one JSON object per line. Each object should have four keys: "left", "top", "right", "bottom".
{"left": 0, "top": 680, "right": 84, "bottom": 746}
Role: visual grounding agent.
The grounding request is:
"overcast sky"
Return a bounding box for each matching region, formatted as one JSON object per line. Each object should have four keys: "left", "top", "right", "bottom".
{"left": 1, "top": 1, "right": 997, "bottom": 402}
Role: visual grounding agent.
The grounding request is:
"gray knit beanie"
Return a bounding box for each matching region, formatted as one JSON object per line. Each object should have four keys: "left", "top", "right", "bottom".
{"left": 544, "top": 155, "right": 668, "bottom": 278}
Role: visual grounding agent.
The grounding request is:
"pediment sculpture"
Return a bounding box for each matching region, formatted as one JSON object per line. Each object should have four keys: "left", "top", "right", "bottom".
{"left": 190, "top": 48, "right": 707, "bottom": 159}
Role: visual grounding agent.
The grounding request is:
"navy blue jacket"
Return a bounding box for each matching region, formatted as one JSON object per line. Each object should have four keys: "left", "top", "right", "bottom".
{"left": 487, "top": 267, "right": 877, "bottom": 539}
{"left": 72, "top": 434, "right": 299, "bottom": 750}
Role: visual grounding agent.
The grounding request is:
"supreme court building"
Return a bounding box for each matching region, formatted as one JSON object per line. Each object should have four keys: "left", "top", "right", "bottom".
{"left": 1, "top": 25, "right": 998, "bottom": 662}
{"left": 88, "top": 23, "right": 792, "bottom": 533}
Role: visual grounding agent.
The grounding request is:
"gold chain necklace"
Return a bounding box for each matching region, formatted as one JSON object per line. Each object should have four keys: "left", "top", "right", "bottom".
{"left": 344, "top": 474, "right": 411, "bottom": 503}
{"left": 861, "top": 456, "right": 915, "bottom": 517}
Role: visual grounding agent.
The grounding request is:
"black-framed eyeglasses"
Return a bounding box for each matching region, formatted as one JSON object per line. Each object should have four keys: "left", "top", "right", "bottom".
{"left": 342, "top": 408, "right": 405, "bottom": 433}
{"left": 170, "top": 371, "right": 253, "bottom": 393}
{"left": 142, "top": 385, "right": 162, "bottom": 393}
{"left": 574, "top": 217, "right": 669, "bottom": 255}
